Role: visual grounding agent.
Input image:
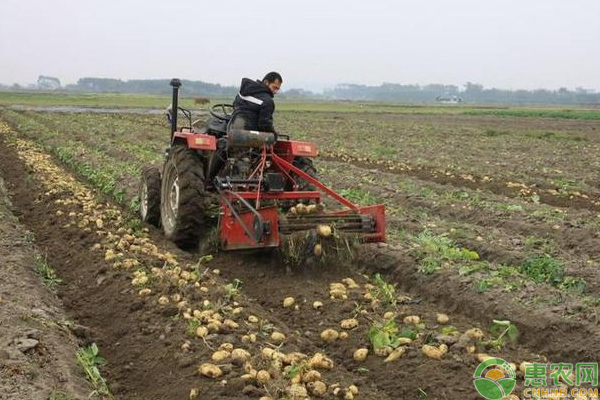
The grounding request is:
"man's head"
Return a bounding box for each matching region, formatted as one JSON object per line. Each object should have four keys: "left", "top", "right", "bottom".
{"left": 262, "top": 72, "right": 282, "bottom": 95}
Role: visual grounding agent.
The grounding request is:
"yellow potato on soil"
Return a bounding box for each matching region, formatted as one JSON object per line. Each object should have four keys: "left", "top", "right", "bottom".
{"left": 384, "top": 347, "right": 405, "bottom": 362}
{"left": 320, "top": 328, "right": 340, "bottom": 342}
{"left": 138, "top": 288, "right": 151, "bottom": 296}
{"left": 157, "top": 296, "right": 169, "bottom": 305}
{"left": 341, "top": 318, "right": 359, "bottom": 330}
{"left": 339, "top": 331, "right": 349, "bottom": 340}
{"left": 248, "top": 315, "right": 259, "bottom": 323}
{"left": 271, "top": 331, "right": 286, "bottom": 343}
{"left": 262, "top": 348, "right": 275, "bottom": 359}
{"left": 316, "top": 224, "right": 332, "bottom": 237}
{"left": 403, "top": 315, "right": 420, "bottom": 324}
{"left": 476, "top": 353, "right": 492, "bottom": 363}
{"left": 519, "top": 361, "right": 533, "bottom": 374}
{"left": 308, "top": 381, "right": 327, "bottom": 397}
{"left": 422, "top": 345, "right": 445, "bottom": 359}
{"left": 312, "top": 301, "right": 324, "bottom": 310}
{"left": 259, "top": 397, "right": 274, "bottom": 400}
{"left": 224, "top": 319, "right": 239, "bottom": 329}
{"left": 353, "top": 348, "right": 369, "bottom": 362}
{"left": 256, "top": 370, "right": 271, "bottom": 385}
{"left": 198, "top": 363, "right": 223, "bottom": 378}
{"left": 231, "top": 348, "right": 251, "bottom": 362}
{"left": 465, "top": 328, "right": 484, "bottom": 340}
{"left": 313, "top": 243, "right": 323, "bottom": 257}
{"left": 348, "top": 385, "right": 359, "bottom": 395}
{"left": 374, "top": 346, "right": 393, "bottom": 357}
{"left": 195, "top": 326, "right": 208, "bottom": 338}
{"left": 342, "top": 277, "right": 359, "bottom": 288}
{"left": 189, "top": 388, "right": 198, "bottom": 399}
{"left": 211, "top": 350, "right": 230, "bottom": 362}
{"left": 436, "top": 313, "right": 450, "bottom": 325}
{"left": 286, "top": 384, "right": 308, "bottom": 398}
{"left": 466, "top": 345, "right": 476, "bottom": 354}
{"left": 309, "top": 353, "right": 334, "bottom": 370}
{"left": 219, "top": 343, "right": 234, "bottom": 352}
{"left": 283, "top": 297, "right": 295, "bottom": 308}
{"left": 383, "top": 311, "right": 395, "bottom": 320}
{"left": 302, "top": 370, "right": 322, "bottom": 383}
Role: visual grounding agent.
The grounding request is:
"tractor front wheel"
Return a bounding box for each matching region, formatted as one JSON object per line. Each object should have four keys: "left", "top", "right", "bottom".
{"left": 160, "top": 145, "right": 207, "bottom": 249}
{"left": 139, "top": 166, "right": 161, "bottom": 227}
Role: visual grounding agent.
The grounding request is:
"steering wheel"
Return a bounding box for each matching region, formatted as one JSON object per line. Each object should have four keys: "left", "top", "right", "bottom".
{"left": 210, "top": 103, "right": 234, "bottom": 121}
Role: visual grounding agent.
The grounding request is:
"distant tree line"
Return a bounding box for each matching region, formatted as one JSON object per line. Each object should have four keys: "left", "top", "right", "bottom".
{"left": 324, "top": 82, "right": 600, "bottom": 105}
{"left": 64, "top": 77, "right": 237, "bottom": 97}
{"left": 1, "top": 75, "right": 599, "bottom": 105}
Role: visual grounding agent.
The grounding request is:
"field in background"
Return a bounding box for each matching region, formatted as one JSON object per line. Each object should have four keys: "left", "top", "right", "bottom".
{"left": 2, "top": 91, "right": 600, "bottom": 399}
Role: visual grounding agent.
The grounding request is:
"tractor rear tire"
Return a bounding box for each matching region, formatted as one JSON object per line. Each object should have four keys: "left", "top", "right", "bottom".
{"left": 292, "top": 157, "right": 318, "bottom": 191}
{"left": 160, "top": 145, "right": 207, "bottom": 249}
{"left": 139, "top": 166, "right": 161, "bottom": 227}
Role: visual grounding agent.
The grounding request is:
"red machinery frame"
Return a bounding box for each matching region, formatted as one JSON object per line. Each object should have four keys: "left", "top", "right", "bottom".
{"left": 218, "top": 143, "right": 386, "bottom": 250}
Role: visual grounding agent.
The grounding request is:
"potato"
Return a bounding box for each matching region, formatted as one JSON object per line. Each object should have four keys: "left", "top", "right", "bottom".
{"left": 287, "top": 384, "right": 308, "bottom": 398}
{"left": 374, "top": 346, "right": 393, "bottom": 357}
{"left": 302, "top": 370, "right": 321, "bottom": 383}
{"left": 224, "top": 319, "right": 239, "bottom": 329}
{"left": 195, "top": 326, "right": 208, "bottom": 338}
{"left": 397, "top": 337, "right": 412, "bottom": 345}
{"left": 342, "top": 277, "right": 359, "bottom": 288}
{"left": 283, "top": 297, "right": 295, "bottom": 308}
{"left": 211, "top": 350, "right": 230, "bottom": 362}
{"left": 308, "top": 381, "right": 327, "bottom": 397}
{"left": 262, "top": 348, "right": 275, "bottom": 359}
{"left": 248, "top": 315, "right": 259, "bottom": 323}
{"left": 519, "top": 361, "right": 533, "bottom": 374}
{"left": 231, "top": 348, "right": 251, "bottom": 362}
{"left": 313, "top": 243, "right": 323, "bottom": 257}
{"left": 138, "top": 288, "right": 151, "bottom": 296}
{"left": 284, "top": 352, "right": 307, "bottom": 365}
{"left": 465, "top": 328, "right": 484, "bottom": 340}
{"left": 383, "top": 311, "right": 395, "bottom": 320}
{"left": 339, "top": 332, "right": 349, "bottom": 340}
{"left": 384, "top": 347, "right": 405, "bottom": 362}
{"left": 466, "top": 345, "right": 476, "bottom": 354}
{"left": 309, "top": 353, "right": 334, "bottom": 370}
{"left": 317, "top": 224, "right": 332, "bottom": 237}
{"left": 198, "top": 363, "right": 223, "bottom": 378}
{"left": 189, "top": 388, "right": 198, "bottom": 399}
{"left": 219, "top": 343, "right": 234, "bottom": 352}
{"left": 312, "top": 301, "right": 324, "bottom": 310}
{"left": 306, "top": 204, "right": 317, "bottom": 213}
{"left": 271, "top": 331, "right": 286, "bottom": 343}
{"left": 436, "top": 313, "right": 450, "bottom": 325}
{"left": 353, "top": 348, "right": 369, "bottom": 362}
{"left": 256, "top": 370, "right": 271, "bottom": 385}
{"left": 295, "top": 203, "right": 307, "bottom": 214}
{"left": 348, "top": 385, "right": 359, "bottom": 395}
{"left": 157, "top": 296, "right": 169, "bottom": 305}
{"left": 340, "top": 318, "right": 359, "bottom": 330}
{"left": 476, "top": 353, "right": 492, "bottom": 363}
{"left": 259, "top": 397, "right": 274, "bottom": 400}
{"left": 403, "top": 315, "right": 420, "bottom": 324}
{"left": 320, "top": 328, "right": 340, "bottom": 342}
{"left": 422, "top": 344, "right": 444, "bottom": 359}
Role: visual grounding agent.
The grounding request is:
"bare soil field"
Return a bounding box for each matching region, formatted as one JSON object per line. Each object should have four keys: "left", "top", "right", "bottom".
{"left": 1, "top": 103, "right": 600, "bottom": 400}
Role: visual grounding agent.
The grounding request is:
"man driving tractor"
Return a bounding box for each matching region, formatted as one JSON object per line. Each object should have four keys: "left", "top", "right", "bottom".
{"left": 228, "top": 72, "right": 282, "bottom": 136}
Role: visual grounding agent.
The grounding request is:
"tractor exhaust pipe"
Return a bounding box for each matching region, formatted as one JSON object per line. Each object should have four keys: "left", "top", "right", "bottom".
{"left": 169, "top": 78, "right": 182, "bottom": 139}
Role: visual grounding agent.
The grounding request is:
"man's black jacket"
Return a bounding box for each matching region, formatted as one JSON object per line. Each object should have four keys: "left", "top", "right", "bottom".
{"left": 229, "top": 78, "right": 276, "bottom": 133}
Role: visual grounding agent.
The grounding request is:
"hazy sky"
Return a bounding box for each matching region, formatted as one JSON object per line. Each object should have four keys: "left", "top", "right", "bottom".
{"left": 1, "top": 0, "right": 599, "bottom": 91}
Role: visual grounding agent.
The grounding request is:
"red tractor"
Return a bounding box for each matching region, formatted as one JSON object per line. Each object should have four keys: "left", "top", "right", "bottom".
{"left": 139, "top": 79, "right": 385, "bottom": 251}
